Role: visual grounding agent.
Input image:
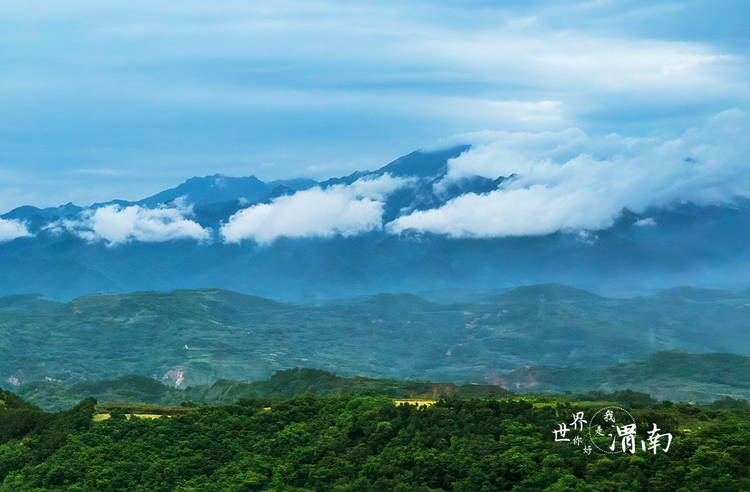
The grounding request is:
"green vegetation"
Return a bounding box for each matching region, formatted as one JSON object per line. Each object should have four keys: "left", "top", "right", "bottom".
{"left": 1, "top": 383, "right": 750, "bottom": 491}
{"left": 16, "top": 362, "right": 748, "bottom": 415}
{"left": 18, "top": 368, "right": 515, "bottom": 412}
{"left": 18, "top": 368, "right": 664, "bottom": 413}
{"left": 3, "top": 286, "right": 750, "bottom": 406}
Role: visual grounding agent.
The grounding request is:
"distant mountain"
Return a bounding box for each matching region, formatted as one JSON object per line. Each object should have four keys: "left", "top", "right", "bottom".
{"left": 491, "top": 283, "right": 604, "bottom": 303}
{"left": 648, "top": 286, "right": 738, "bottom": 302}
{"left": 1, "top": 145, "right": 750, "bottom": 302}
{"left": 319, "top": 145, "right": 471, "bottom": 185}
{"left": 134, "top": 175, "right": 318, "bottom": 208}
{"left": 496, "top": 352, "right": 750, "bottom": 404}
{"left": 2, "top": 286, "right": 749, "bottom": 406}
{"left": 2, "top": 203, "right": 83, "bottom": 222}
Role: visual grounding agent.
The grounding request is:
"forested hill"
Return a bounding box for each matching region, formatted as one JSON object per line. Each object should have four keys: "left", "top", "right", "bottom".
{"left": 16, "top": 368, "right": 515, "bottom": 412}
{"left": 3, "top": 286, "right": 750, "bottom": 405}
{"left": 1, "top": 385, "right": 750, "bottom": 490}
{"left": 14, "top": 355, "right": 750, "bottom": 413}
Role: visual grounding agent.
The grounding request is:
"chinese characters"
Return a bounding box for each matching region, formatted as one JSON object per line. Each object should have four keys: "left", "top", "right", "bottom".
{"left": 552, "top": 406, "right": 673, "bottom": 455}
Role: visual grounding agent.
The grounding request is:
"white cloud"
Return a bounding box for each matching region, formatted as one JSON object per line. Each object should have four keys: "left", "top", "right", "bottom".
{"left": 0, "top": 219, "right": 31, "bottom": 242}
{"left": 221, "top": 173, "right": 410, "bottom": 244}
{"left": 635, "top": 218, "right": 656, "bottom": 227}
{"left": 55, "top": 199, "right": 211, "bottom": 245}
{"left": 347, "top": 173, "right": 413, "bottom": 200}
{"left": 388, "top": 110, "right": 750, "bottom": 238}
{"left": 0, "top": 0, "right": 747, "bottom": 213}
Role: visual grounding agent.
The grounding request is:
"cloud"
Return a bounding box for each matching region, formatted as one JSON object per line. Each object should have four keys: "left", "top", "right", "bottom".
{"left": 54, "top": 198, "right": 211, "bottom": 245}
{"left": 0, "top": 1, "right": 747, "bottom": 213}
{"left": 221, "top": 173, "right": 410, "bottom": 244}
{"left": 388, "top": 109, "right": 750, "bottom": 238}
{"left": 635, "top": 218, "right": 656, "bottom": 227}
{"left": 0, "top": 219, "right": 31, "bottom": 242}
{"left": 347, "top": 173, "right": 412, "bottom": 200}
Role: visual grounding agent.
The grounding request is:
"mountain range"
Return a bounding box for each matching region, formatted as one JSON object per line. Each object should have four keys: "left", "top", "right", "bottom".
{"left": 2, "top": 146, "right": 750, "bottom": 302}
{"left": 2, "top": 284, "right": 749, "bottom": 407}
{"left": 2, "top": 145, "right": 749, "bottom": 409}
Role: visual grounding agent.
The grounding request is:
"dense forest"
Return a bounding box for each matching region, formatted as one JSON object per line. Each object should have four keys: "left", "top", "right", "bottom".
{"left": 2, "top": 383, "right": 750, "bottom": 491}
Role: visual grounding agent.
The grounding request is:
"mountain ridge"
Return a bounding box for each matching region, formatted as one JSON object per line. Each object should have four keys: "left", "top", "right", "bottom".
{"left": 2, "top": 285, "right": 749, "bottom": 402}
{"left": 1, "top": 146, "right": 750, "bottom": 302}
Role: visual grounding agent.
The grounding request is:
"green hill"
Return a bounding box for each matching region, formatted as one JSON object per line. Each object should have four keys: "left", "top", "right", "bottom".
{"left": 12, "top": 351, "right": 750, "bottom": 412}
{"left": 2, "top": 286, "right": 750, "bottom": 403}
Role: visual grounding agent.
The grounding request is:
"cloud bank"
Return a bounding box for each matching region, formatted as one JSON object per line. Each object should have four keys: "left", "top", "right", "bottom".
{"left": 221, "top": 174, "right": 410, "bottom": 244}
{"left": 389, "top": 109, "right": 750, "bottom": 238}
{"left": 8, "top": 110, "right": 749, "bottom": 245}
{"left": 54, "top": 199, "right": 210, "bottom": 245}
{"left": 0, "top": 219, "right": 31, "bottom": 242}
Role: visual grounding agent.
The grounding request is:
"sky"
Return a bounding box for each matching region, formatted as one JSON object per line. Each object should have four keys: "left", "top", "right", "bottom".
{"left": 0, "top": 0, "right": 748, "bottom": 214}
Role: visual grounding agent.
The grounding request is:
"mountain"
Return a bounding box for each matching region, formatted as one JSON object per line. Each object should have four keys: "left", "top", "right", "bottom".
{"left": 319, "top": 145, "right": 471, "bottom": 185}
{"left": 494, "top": 352, "right": 750, "bottom": 404}
{"left": 11, "top": 352, "right": 750, "bottom": 412}
{"left": 2, "top": 286, "right": 749, "bottom": 406}
{"left": 1, "top": 146, "right": 750, "bottom": 302}
{"left": 134, "top": 175, "right": 319, "bottom": 208}
{"left": 491, "top": 283, "right": 604, "bottom": 303}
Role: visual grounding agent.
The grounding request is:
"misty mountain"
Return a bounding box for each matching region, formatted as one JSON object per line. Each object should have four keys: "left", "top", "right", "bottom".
{"left": 134, "top": 175, "right": 319, "bottom": 208}
{"left": 2, "top": 145, "right": 482, "bottom": 233}
{"left": 1, "top": 146, "right": 750, "bottom": 302}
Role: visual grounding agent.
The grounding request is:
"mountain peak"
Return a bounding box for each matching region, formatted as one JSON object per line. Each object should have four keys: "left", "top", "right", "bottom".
{"left": 135, "top": 175, "right": 317, "bottom": 208}
{"left": 376, "top": 145, "right": 472, "bottom": 178}
{"left": 495, "top": 284, "right": 605, "bottom": 303}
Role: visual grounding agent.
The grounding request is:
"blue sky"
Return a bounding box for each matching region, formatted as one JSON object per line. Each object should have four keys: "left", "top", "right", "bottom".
{"left": 0, "top": 0, "right": 748, "bottom": 213}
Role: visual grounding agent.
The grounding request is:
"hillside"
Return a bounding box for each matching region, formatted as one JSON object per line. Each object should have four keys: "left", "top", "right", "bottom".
{"left": 15, "top": 353, "right": 750, "bottom": 412}
{"left": 16, "top": 368, "right": 519, "bottom": 412}
{"left": 2, "top": 386, "right": 750, "bottom": 491}
{"left": 2, "top": 286, "right": 750, "bottom": 395}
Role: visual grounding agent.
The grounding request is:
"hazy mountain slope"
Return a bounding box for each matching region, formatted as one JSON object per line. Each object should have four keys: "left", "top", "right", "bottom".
{"left": 2, "top": 286, "right": 749, "bottom": 396}
{"left": 498, "top": 352, "right": 750, "bottom": 404}
{"left": 13, "top": 352, "right": 748, "bottom": 412}
{"left": 135, "top": 175, "right": 318, "bottom": 207}
{"left": 2, "top": 146, "right": 750, "bottom": 302}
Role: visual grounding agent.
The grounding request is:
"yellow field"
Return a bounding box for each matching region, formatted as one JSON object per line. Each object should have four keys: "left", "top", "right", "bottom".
{"left": 94, "top": 413, "right": 172, "bottom": 421}
{"left": 392, "top": 399, "right": 436, "bottom": 408}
